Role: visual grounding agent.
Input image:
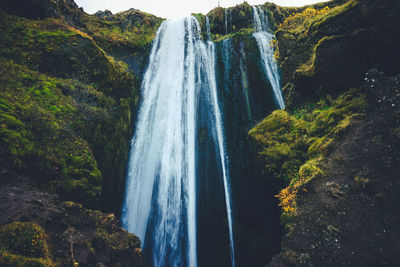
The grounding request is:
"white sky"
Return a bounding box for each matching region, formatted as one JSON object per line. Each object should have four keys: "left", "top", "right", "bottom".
{"left": 75, "top": 0, "right": 329, "bottom": 19}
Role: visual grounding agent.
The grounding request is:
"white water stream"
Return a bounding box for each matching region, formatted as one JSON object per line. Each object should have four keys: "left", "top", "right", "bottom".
{"left": 122, "top": 16, "right": 235, "bottom": 267}
{"left": 252, "top": 6, "right": 285, "bottom": 109}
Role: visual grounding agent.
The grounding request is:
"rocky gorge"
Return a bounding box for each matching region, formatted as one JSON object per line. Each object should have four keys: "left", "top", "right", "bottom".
{"left": 0, "top": 0, "right": 399, "bottom": 266}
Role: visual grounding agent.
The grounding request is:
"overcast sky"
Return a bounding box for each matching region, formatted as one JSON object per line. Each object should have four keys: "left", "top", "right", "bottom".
{"left": 74, "top": 0, "right": 329, "bottom": 19}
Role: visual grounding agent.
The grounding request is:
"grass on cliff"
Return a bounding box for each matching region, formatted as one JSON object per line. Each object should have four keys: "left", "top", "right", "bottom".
{"left": 274, "top": 0, "right": 358, "bottom": 68}
{"left": 82, "top": 10, "right": 163, "bottom": 53}
{"left": 276, "top": 0, "right": 357, "bottom": 35}
{"left": 0, "top": 222, "right": 54, "bottom": 267}
{"left": 249, "top": 87, "right": 366, "bottom": 214}
{"left": 0, "top": 11, "right": 137, "bottom": 98}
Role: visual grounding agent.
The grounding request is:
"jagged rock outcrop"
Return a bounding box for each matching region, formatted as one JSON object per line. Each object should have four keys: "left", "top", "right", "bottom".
{"left": 94, "top": 10, "right": 114, "bottom": 21}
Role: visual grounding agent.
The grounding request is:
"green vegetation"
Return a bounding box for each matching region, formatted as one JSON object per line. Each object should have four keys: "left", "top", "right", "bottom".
{"left": 214, "top": 28, "right": 255, "bottom": 42}
{"left": 0, "top": 5, "right": 155, "bottom": 210}
{"left": 274, "top": 0, "right": 359, "bottom": 69}
{"left": 279, "top": 6, "right": 330, "bottom": 34}
{"left": 0, "top": 222, "right": 54, "bottom": 267}
{"left": 82, "top": 9, "right": 163, "bottom": 54}
{"left": 206, "top": 3, "right": 253, "bottom": 40}
{"left": 0, "top": 60, "right": 103, "bottom": 205}
{"left": 249, "top": 88, "right": 366, "bottom": 213}
{"left": 61, "top": 201, "right": 142, "bottom": 255}
{"left": 0, "top": 12, "right": 137, "bottom": 98}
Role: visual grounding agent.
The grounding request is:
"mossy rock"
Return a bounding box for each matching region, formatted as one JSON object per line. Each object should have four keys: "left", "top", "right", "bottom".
{"left": 0, "top": 59, "right": 134, "bottom": 209}
{"left": 0, "top": 222, "right": 54, "bottom": 267}
{"left": 0, "top": 251, "right": 54, "bottom": 267}
{"left": 249, "top": 87, "right": 366, "bottom": 212}
{"left": 274, "top": 0, "right": 400, "bottom": 105}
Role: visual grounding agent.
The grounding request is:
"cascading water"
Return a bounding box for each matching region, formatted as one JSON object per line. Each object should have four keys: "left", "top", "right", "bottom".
{"left": 122, "top": 16, "right": 236, "bottom": 267}
{"left": 225, "top": 9, "right": 228, "bottom": 35}
{"left": 224, "top": 9, "right": 232, "bottom": 35}
{"left": 252, "top": 6, "right": 285, "bottom": 109}
{"left": 206, "top": 16, "right": 211, "bottom": 40}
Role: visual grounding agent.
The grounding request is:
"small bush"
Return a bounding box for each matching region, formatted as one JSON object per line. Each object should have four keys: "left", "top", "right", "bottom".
{"left": 280, "top": 7, "right": 330, "bottom": 31}
{"left": 0, "top": 222, "right": 49, "bottom": 258}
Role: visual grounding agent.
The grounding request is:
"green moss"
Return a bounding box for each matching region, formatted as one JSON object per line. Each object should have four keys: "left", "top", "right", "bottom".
{"left": 307, "top": 0, "right": 358, "bottom": 33}
{"left": 0, "top": 13, "right": 137, "bottom": 98}
{"left": 0, "top": 251, "right": 54, "bottom": 267}
{"left": 206, "top": 2, "right": 253, "bottom": 39}
{"left": 0, "top": 222, "right": 55, "bottom": 267}
{"left": 82, "top": 9, "right": 163, "bottom": 55}
{"left": 0, "top": 60, "right": 103, "bottom": 206}
{"left": 308, "top": 136, "right": 333, "bottom": 157}
{"left": 0, "top": 222, "right": 50, "bottom": 259}
{"left": 297, "top": 159, "right": 323, "bottom": 184}
{"left": 250, "top": 87, "right": 366, "bottom": 192}
{"left": 0, "top": 4, "right": 154, "bottom": 212}
{"left": 96, "top": 223, "right": 140, "bottom": 252}
{"left": 214, "top": 28, "right": 255, "bottom": 42}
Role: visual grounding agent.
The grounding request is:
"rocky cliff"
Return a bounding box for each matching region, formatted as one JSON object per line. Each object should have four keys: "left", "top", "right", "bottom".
{"left": 246, "top": 0, "right": 400, "bottom": 265}
{"left": 0, "top": 0, "right": 162, "bottom": 265}
{"left": 0, "top": 0, "right": 399, "bottom": 266}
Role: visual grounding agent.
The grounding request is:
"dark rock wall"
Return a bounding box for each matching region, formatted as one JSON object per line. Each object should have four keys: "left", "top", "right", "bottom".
{"left": 248, "top": 0, "right": 400, "bottom": 266}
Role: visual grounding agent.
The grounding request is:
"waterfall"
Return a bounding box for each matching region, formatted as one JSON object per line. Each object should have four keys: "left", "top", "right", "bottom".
{"left": 122, "top": 16, "right": 236, "bottom": 267}
{"left": 210, "top": 37, "right": 236, "bottom": 267}
{"left": 252, "top": 6, "right": 285, "bottom": 109}
{"left": 221, "top": 38, "right": 231, "bottom": 93}
{"left": 225, "top": 9, "right": 228, "bottom": 35}
{"left": 224, "top": 9, "right": 232, "bottom": 35}
{"left": 238, "top": 46, "right": 253, "bottom": 122}
{"left": 206, "top": 16, "right": 211, "bottom": 40}
{"left": 229, "top": 9, "right": 232, "bottom": 33}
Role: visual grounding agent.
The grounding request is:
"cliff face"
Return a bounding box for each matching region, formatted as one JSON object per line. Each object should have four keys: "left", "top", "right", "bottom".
{"left": 1, "top": 0, "right": 399, "bottom": 266}
{"left": 246, "top": 0, "right": 400, "bottom": 265}
{"left": 0, "top": 0, "right": 162, "bottom": 265}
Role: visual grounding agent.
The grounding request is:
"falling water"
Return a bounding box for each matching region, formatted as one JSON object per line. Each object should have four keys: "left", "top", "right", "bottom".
{"left": 225, "top": 9, "right": 228, "bottom": 35}
{"left": 221, "top": 38, "right": 231, "bottom": 93}
{"left": 224, "top": 9, "right": 232, "bottom": 35}
{"left": 211, "top": 37, "right": 236, "bottom": 267}
{"left": 229, "top": 9, "right": 233, "bottom": 33}
{"left": 239, "top": 46, "right": 253, "bottom": 122}
{"left": 252, "top": 6, "right": 285, "bottom": 109}
{"left": 122, "top": 16, "right": 236, "bottom": 267}
{"left": 206, "top": 16, "right": 211, "bottom": 40}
